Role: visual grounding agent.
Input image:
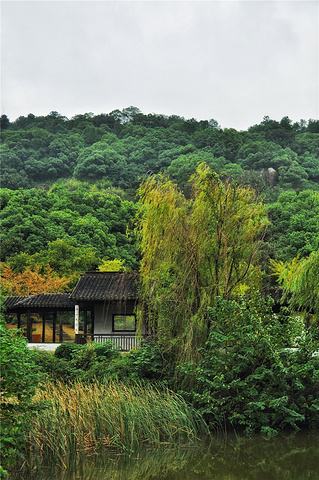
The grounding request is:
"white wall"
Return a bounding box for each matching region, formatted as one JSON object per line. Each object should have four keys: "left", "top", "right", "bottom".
{"left": 93, "top": 300, "right": 137, "bottom": 334}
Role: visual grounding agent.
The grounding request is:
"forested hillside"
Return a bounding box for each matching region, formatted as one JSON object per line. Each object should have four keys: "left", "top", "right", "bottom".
{"left": 1, "top": 107, "right": 318, "bottom": 291}
{"left": 1, "top": 108, "right": 319, "bottom": 192}
{"left": 1, "top": 110, "right": 319, "bottom": 468}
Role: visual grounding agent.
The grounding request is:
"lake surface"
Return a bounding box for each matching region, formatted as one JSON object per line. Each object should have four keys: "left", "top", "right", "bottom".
{"left": 11, "top": 431, "right": 319, "bottom": 480}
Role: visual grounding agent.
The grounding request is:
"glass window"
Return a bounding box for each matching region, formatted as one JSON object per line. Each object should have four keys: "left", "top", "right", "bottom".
{"left": 113, "top": 314, "right": 136, "bottom": 332}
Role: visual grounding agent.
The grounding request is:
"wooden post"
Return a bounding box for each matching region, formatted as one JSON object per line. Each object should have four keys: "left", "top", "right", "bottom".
{"left": 91, "top": 308, "right": 94, "bottom": 335}
{"left": 75, "top": 305, "right": 79, "bottom": 335}
{"left": 17, "top": 312, "right": 21, "bottom": 330}
{"left": 42, "top": 313, "right": 46, "bottom": 343}
{"left": 27, "top": 309, "right": 32, "bottom": 342}
{"left": 83, "top": 310, "right": 87, "bottom": 335}
{"left": 59, "top": 321, "right": 63, "bottom": 343}
{"left": 53, "top": 311, "right": 57, "bottom": 343}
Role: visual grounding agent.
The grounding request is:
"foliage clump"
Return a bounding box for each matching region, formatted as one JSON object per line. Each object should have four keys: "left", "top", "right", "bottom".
{"left": 35, "top": 340, "right": 163, "bottom": 383}
{"left": 178, "top": 295, "right": 319, "bottom": 435}
{"left": 54, "top": 342, "right": 83, "bottom": 361}
{"left": 136, "top": 163, "right": 268, "bottom": 364}
{"left": 0, "top": 319, "right": 42, "bottom": 471}
{"left": 0, "top": 263, "right": 71, "bottom": 296}
{"left": 271, "top": 251, "right": 319, "bottom": 322}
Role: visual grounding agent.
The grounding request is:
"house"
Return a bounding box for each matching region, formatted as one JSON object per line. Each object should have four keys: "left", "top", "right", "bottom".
{"left": 4, "top": 271, "right": 141, "bottom": 351}
{"left": 71, "top": 271, "right": 140, "bottom": 350}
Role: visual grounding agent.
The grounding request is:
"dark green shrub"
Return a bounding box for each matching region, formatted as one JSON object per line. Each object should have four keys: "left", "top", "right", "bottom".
{"left": 179, "top": 295, "right": 319, "bottom": 435}
{"left": 71, "top": 345, "right": 97, "bottom": 371}
{"left": 0, "top": 466, "right": 8, "bottom": 479}
{"left": 54, "top": 342, "right": 82, "bottom": 361}
{"left": 54, "top": 342, "right": 120, "bottom": 373}
{"left": 81, "top": 360, "right": 123, "bottom": 382}
{"left": 0, "top": 321, "right": 41, "bottom": 470}
{"left": 54, "top": 342, "right": 84, "bottom": 360}
{"left": 123, "top": 341, "right": 164, "bottom": 379}
{"left": 82, "top": 342, "right": 163, "bottom": 382}
{"left": 93, "top": 340, "right": 121, "bottom": 361}
{"left": 34, "top": 350, "right": 80, "bottom": 383}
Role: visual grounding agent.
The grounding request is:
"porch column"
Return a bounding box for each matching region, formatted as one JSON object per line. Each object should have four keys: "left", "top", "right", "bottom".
{"left": 52, "top": 312, "right": 57, "bottom": 343}
{"left": 91, "top": 308, "right": 94, "bottom": 335}
{"left": 75, "top": 304, "right": 80, "bottom": 335}
{"left": 83, "top": 310, "right": 88, "bottom": 335}
{"left": 59, "top": 321, "right": 63, "bottom": 343}
{"left": 42, "top": 313, "right": 46, "bottom": 343}
{"left": 27, "top": 309, "right": 32, "bottom": 342}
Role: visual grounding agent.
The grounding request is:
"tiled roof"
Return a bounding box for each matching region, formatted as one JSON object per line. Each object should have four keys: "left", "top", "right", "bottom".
{"left": 70, "top": 272, "right": 139, "bottom": 301}
{"left": 4, "top": 293, "right": 74, "bottom": 310}
{"left": 4, "top": 273, "right": 139, "bottom": 310}
{"left": 3, "top": 296, "right": 30, "bottom": 310}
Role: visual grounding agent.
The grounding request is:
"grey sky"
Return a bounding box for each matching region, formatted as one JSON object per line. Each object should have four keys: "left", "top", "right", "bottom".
{"left": 1, "top": 0, "right": 318, "bottom": 130}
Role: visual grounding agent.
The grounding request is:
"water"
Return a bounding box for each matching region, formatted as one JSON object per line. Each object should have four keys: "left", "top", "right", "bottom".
{"left": 11, "top": 432, "right": 319, "bottom": 480}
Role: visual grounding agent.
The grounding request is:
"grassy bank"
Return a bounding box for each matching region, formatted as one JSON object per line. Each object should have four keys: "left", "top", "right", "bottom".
{"left": 29, "top": 381, "right": 208, "bottom": 468}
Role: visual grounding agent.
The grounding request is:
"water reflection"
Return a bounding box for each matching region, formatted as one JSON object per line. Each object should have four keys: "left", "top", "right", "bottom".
{"left": 12, "top": 432, "right": 319, "bottom": 480}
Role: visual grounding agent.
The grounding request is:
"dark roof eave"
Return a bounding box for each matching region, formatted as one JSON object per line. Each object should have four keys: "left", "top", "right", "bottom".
{"left": 72, "top": 296, "right": 138, "bottom": 302}
{"left": 4, "top": 294, "right": 75, "bottom": 310}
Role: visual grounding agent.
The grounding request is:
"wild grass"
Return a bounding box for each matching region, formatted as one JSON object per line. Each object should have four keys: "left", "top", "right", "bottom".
{"left": 29, "top": 381, "right": 208, "bottom": 468}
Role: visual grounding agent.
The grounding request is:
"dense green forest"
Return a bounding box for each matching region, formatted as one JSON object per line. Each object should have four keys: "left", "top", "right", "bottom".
{"left": 1, "top": 108, "right": 319, "bottom": 473}
{"left": 1, "top": 107, "right": 319, "bottom": 288}
{"left": 1, "top": 108, "right": 319, "bottom": 192}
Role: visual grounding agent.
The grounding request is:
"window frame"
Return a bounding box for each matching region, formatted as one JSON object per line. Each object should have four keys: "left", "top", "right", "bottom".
{"left": 112, "top": 314, "right": 136, "bottom": 333}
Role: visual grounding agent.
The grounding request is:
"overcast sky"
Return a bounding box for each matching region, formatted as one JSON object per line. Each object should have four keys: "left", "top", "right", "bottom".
{"left": 1, "top": 0, "right": 318, "bottom": 130}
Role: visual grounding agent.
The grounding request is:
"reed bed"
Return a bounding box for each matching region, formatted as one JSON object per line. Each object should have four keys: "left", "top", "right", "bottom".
{"left": 29, "top": 381, "right": 208, "bottom": 467}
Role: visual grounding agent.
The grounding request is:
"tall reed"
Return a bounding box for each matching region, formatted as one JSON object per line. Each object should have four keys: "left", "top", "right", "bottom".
{"left": 29, "top": 381, "right": 208, "bottom": 468}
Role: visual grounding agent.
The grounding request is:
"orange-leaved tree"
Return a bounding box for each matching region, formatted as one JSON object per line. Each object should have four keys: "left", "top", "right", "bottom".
{"left": 1, "top": 263, "right": 72, "bottom": 296}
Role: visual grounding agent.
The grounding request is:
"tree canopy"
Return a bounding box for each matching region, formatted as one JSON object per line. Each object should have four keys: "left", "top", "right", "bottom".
{"left": 136, "top": 163, "right": 268, "bottom": 363}
{"left": 271, "top": 251, "right": 319, "bottom": 321}
{"left": 0, "top": 107, "right": 318, "bottom": 311}
{"left": 1, "top": 108, "right": 318, "bottom": 193}
{"left": 0, "top": 182, "right": 138, "bottom": 293}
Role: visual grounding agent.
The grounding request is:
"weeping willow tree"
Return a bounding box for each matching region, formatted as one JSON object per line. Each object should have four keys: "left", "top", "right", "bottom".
{"left": 136, "top": 163, "right": 269, "bottom": 364}
{"left": 271, "top": 251, "right": 319, "bottom": 322}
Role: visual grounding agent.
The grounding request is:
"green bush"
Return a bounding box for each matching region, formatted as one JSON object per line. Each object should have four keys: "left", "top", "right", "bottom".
{"left": 82, "top": 341, "right": 163, "bottom": 382}
{"left": 0, "top": 321, "right": 42, "bottom": 470}
{"left": 0, "top": 466, "right": 8, "bottom": 479}
{"left": 54, "top": 342, "right": 120, "bottom": 376}
{"left": 81, "top": 359, "right": 125, "bottom": 382}
{"left": 39, "top": 342, "right": 163, "bottom": 384}
{"left": 71, "top": 345, "right": 97, "bottom": 370}
{"left": 34, "top": 350, "right": 80, "bottom": 383}
{"left": 122, "top": 341, "right": 164, "bottom": 379}
{"left": 93, "top": 340, "right": 121, "bottom": 361}
{"left": 54, "top": 342, "right": 82, "bottom": 361}
{"left": 179, "top": 295, "right": 319, "bottom": 435}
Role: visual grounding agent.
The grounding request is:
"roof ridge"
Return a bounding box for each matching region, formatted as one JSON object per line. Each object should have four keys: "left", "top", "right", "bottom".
{"left": 82, "top": 271, "right": 138, "bottom": 275}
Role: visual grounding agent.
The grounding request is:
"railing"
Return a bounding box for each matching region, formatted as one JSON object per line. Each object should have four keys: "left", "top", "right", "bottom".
{"left": 75, "top": 333, "right": 145, "bottom": 351}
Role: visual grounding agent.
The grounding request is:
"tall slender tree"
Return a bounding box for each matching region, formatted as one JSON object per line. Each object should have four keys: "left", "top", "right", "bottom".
{"left": 136, "top": 163, "right": 268, "bottom": 363}
{"left": 271, "top": 251, "right": 319, "bottom": 321}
